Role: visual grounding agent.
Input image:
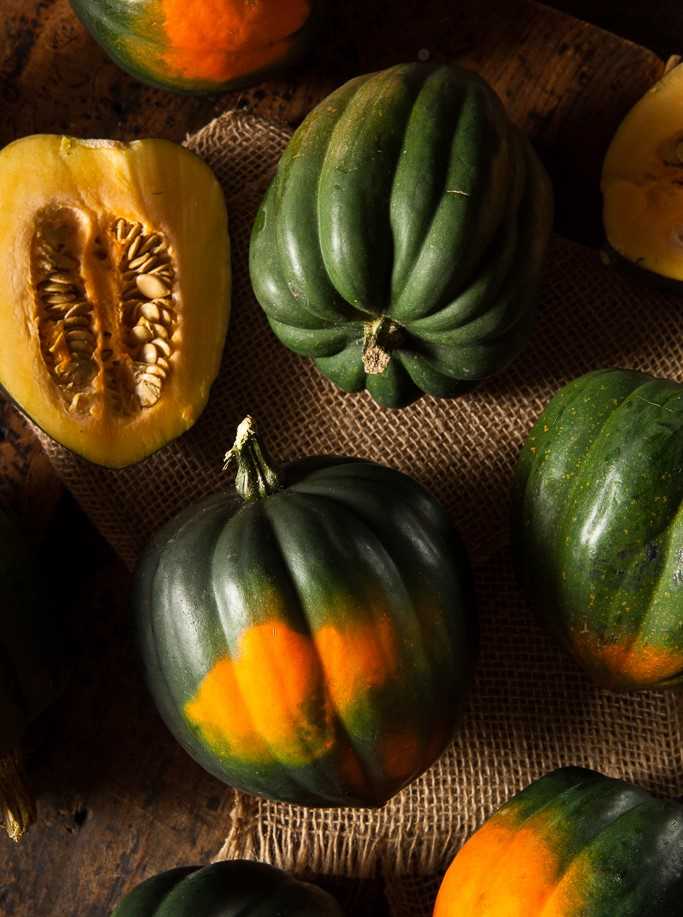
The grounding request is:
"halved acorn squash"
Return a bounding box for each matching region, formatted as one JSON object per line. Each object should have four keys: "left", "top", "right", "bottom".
{"left": 0, "top": 135, "right": 230, "bottom": 467}
{"left": 602, "top": 59, "right": 683, "bottom": 284}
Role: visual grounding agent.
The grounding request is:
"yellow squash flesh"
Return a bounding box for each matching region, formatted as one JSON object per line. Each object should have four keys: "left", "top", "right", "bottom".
{"left": 0, "top": 135, "right": 230, "bottom": 467}
{"left": 602, "top": 61, "right": 683, "bottom": 282}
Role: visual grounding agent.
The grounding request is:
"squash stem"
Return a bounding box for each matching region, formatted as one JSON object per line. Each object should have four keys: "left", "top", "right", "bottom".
{"left": 362, "top": 316, "right": 403, "bottom": 375}
{"left": 0, "top": 749, "right": 36, "bottom": 842}
{"left": 224, "top": 416, "right": 281, "bottom": 502}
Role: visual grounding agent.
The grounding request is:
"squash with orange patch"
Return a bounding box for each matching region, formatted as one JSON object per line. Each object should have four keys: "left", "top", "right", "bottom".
{"left": 513, "top": 368, "right": 683, "bottom": 690}
{"left": 434, "top": 767, "right": 683, "bottom": 916}
{"left": 70, "top": 0, "right": 320, "bottom": 94}
{"left": 0, "top": 134, "right": 230, "bottom": 467}
{"left": 133, "top": 417, "right": 476, "bottom": 806}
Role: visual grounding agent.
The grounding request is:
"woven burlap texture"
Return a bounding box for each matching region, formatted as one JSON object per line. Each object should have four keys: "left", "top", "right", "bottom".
{"left": 35, "top": 111, "right": 683, "bottom": 917}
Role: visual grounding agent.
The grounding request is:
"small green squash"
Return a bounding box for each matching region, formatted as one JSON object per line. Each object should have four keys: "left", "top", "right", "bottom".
{"left": 133, "top": 417, "right": 476, "bottom": 807}
{"left": 434, "top": 767, "right": 683, "bottom": 916}
{"left": 0, "top": 507, "right": 62, "bottom": 841}
{"left": 112, "top": 860, "right": 345, "bottom": 916}
{"left": 512, "top": 368, "right": 683, "bottom": 690}
{"left": 250, "top": 62, "right": 553, "bottom": 409}
{"left": 70, "top": 0, "right": 320, "bottom": 95}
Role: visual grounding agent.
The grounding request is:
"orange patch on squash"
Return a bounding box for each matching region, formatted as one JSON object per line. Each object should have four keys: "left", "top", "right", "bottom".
{"left": 185, "top": 611, "right": 400, "bottom": 767}
{"left": 159, "top": 0, "right": 311, "bottom": 83}
{"left": 573, "top": 632, "right": 683, "bottom": 688}
{"left": 185, "top": 620, "right": 334, "bottom": 765}
{"left": 434, "top": 814, "right": 571, "bottom": 917}
{"left": 315, "top": 613, "right": 398, "bottom": 711}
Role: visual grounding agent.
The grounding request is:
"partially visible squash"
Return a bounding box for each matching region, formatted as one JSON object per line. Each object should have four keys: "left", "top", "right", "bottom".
{"left": 602, "top": 58, "right": 683, "bottom": 284}
{"left": 0, "top": 507, "right": 62, "bottom": 842}
{"left": 0, "top": 135, "right": 230, "bottom": 467}
{"left": 112, "top": 860, "right": 345, "bottom": 916}
{"left": 434, "top": 767, "right": 683, "bottom": 916}
{"left": 70, "top": 0, "right": 320, "bottom": 95}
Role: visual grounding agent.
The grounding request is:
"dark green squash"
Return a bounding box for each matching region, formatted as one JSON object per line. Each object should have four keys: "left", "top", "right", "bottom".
{"left": 70, "top": 0, "right": 321, "bottom": 95}
{"left": 434, "top": 767, "right": 683, "bottom": 916}
{"left": 133, "top": 417, "right": 476, "bottom": 807}
{"left": 0, "top": 507, "right": 62, "bottom": 841}
{"left": 249, "top": 62, "right": 553, "bottom": 409}
{"left": 113, "top": 860, "right": 345, "bottom": 916}
{"left": 512, "top": 368, "right": 683, "bottom": 690}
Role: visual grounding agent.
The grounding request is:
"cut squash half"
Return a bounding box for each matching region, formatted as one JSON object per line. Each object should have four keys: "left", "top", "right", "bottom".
{"left": 0, "top": 135, "right": 230, "bottom": 467}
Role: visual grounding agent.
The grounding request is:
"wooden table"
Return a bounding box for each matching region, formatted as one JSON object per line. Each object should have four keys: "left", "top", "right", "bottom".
{"left": 0, "top": 1, "right": 672, "bottom": 913}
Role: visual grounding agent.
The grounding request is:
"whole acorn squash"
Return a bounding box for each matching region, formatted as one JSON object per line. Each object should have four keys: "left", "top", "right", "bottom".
{"left": 0, "top": 134, "right": 230, "bottom": 467}
{"left": 434, "top": 767, "right": 683, "bottom": 916}
{"left": 250, "top": 62, "right": 553, "bottom": 409}
{"left": 70, "top": 0, "right": 320, "bottom": 94}
{"left": 133, "top": 417, "right": 476, "bottom": 807}
{"left": 512, "top": 368, "right": 683, "bottom": 690}
{"left": 113, "top": 860, "right": 345, "bottom": 916}
{"left": 0, "top": 507, "right": 62, "bottom": 841}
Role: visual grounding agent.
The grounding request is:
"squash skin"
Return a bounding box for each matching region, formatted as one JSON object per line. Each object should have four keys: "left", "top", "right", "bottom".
{"left": 133, "top": 453, "right": 476, "bottom": 807}
{"left": 434, "top": 767, "right": 683, "bottom": 917}
{"left": 69, "top": 0, "right": 320, "bottom": 95}
{"left": 113, "top": 861, "right": 345, "bottom": 916}
{"left": 512, "top": 368, "right": 683, "bottom": 690}
{"left": 249, "top": 63, "right": 553, "bottom": 409}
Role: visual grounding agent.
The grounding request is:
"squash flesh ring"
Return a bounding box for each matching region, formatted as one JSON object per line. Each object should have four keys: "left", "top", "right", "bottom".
{"left": 0, "top": 136, "right": 230, "bottom": 467}
{"left": 602, "top": 62, "right": 683, "bottom": 281}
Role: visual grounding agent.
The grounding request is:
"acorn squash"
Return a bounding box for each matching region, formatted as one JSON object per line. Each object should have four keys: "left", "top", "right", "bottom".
{"left": 0, "top": 134, "right": 230, "bottom": 467}
{"left": 250, "top": 62, "right": 553, "bottom": 408}
{"left": 434, "top": 767, "right": 683, "bottom": 916}
{"left": 602, "top": 58, "right": 683, "bottom": 285}
{"left": 0, "top": 507, "right": 62, "bottom": 841}
{"left": 512, "top": 368, "right": 683, "bottom": 690}
{"left": 113, "top": 860, "right": 345, "bottom": 916}
{"left": 133, "top": 417, "right": 476, "bottom": 807}
{"left": 70, "top": 0, "right": 320, "bottom": 95}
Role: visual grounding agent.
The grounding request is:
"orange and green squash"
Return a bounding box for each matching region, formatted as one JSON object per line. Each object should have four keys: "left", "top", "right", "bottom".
{"left": 250, "top": 62, "right": 553, "bottom": 409}
{"left": 70, "top": 0, "right": 320, "bottom": 95}
{"left": 113, "top": 860, "right": 345, "bottom": 916}
{"left": 0, "top": 134, "right": 230, "bottom": 467}
{"left": 0, "top": 507, "right": 62, "bottom": 841}
{"left": 512, "top": 368, "right": 683, "bottom": 690}
{"left": 133, "top": 417, "right": 476, "bottom": 807}
{"left": 434, "top": 767, "right": 683, "bottom": 916}
{"left": 602, "top": 58, "right": 683, "bottom": 285}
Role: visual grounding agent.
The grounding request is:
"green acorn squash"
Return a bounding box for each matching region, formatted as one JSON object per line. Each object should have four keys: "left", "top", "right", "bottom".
{"left": 133, "top": 417, "right": 476, "bottom": 807}
{"left": 249, "top": 62, "right": 553, "bottom": 409}
{"left": 434, "top": 767, "right": 683, "bottom": 916}
{"left": 512, "top": 368, "right": 683, "bottom": 690}
{"left": 70, "top": 0, "right": 320, "bottom": 95}
{"left": 113, "top": 860, "right": 345, "bottom": 916}
{"left": 0, "top": 507, "right": 62, "bottom": 841}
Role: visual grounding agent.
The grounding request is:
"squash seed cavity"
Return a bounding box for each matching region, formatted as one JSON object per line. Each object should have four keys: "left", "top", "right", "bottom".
{"left": 33, "top": 211, "right": 98, "bottom": 416}
{"left": 32, "top": 212, "right": 178, "bottom": 417}
{"left": 114, "top": 218, "right": 178, "bottom": 411}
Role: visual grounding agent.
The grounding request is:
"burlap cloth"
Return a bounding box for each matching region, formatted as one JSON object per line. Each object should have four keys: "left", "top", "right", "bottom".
{"left": 34, "top": 111, "right": 683, "bottom": 916}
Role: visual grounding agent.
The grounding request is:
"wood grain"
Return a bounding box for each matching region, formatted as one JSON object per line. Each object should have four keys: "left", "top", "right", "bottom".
{"left": 0, "top": 1, "right": 671, "bottom": 914}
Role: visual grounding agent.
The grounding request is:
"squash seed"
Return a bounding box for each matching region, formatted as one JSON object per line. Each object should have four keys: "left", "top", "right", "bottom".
{"left": 142, "top": 343, "right": 158, "bottom": 363}
{"left": 136, "top": 274, "right": 169, "bottom": 299}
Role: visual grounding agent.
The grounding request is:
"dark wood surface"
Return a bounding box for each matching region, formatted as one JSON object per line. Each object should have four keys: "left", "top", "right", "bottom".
{"left": 0, "top": 1, "right": 673, "bottom": 914}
